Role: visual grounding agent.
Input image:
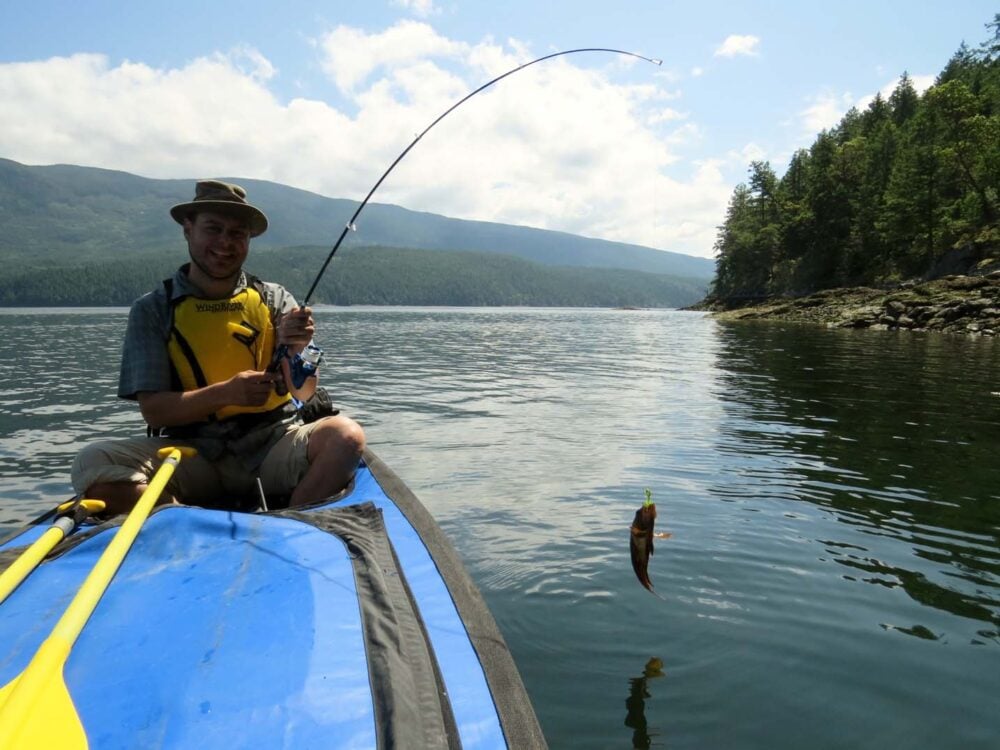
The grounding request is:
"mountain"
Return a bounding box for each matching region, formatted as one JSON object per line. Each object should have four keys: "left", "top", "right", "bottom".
{"left": 0, "top": 158, "right": 714, "bottom": 279}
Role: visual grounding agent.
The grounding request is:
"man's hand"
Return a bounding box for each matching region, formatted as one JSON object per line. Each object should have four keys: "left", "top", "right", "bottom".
{"left": 277, "top": 306, "right": 315, "bottom": 356}
{"left": 226, "top": 370, "right": 283, "bottom": 406}
{"left": 137, "top": 371, "right": 281, "bottom": 427}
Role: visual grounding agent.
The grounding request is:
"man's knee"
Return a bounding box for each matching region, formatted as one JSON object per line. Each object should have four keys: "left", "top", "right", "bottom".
{"left": 310, "top": 416, "right": 366, "bottom": 461}
{"left": 338, "top": 418, "right": 366, "bottom": 457}
{"left": 70, "top": 439, "right": 150, "bottom": 495}
{"left": 72, "top": 440, "right": 116, "bottom": 471}
{"left": 71, "top": 440, "right": 122, "bottom": 492}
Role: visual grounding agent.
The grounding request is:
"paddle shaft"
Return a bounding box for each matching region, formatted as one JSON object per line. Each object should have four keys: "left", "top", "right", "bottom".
{"left": 51, "top": 454, "right": 180, "bottom": 643}
{"left": 0, "top": 447, "right": 190, "bottom": 748}
{"left": 0, "top": 523, "right": 72, "bottom": 606}
{"left": 0, "top": 502, "right": 106, "bottom": 607}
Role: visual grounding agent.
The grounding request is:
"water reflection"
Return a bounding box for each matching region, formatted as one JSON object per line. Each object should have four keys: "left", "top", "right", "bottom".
{"left": 710, "top": 321, "right": 1000, "bottom": 635}
{"left": 624, "top": 657, "right": 666, "bottom": 749}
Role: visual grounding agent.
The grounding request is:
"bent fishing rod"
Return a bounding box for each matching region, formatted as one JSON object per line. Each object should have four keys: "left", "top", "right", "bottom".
{"left": 269, "top": 47, "right": 661, "bottom": 378}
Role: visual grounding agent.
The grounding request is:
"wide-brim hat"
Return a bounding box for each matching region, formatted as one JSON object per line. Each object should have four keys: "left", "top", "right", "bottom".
{"left": 170, "top": 180, "right": 268, "bottom": 237}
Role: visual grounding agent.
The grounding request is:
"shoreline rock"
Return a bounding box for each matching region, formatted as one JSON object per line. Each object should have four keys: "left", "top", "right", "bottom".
{"left": 700, "top": 273, "right": 1000, "bottom": 337}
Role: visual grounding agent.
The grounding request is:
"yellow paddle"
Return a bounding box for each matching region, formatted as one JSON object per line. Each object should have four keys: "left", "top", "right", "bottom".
{"left": 0, "top": 499, "right": 107, "bottom": 607}
{"left": 0, "top": 446, "right": 195, "bottom": 749}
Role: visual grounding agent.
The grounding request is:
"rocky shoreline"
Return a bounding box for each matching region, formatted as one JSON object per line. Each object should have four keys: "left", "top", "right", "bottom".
{"left": 701, "top": 273, "right": 1000, "bottom": 337}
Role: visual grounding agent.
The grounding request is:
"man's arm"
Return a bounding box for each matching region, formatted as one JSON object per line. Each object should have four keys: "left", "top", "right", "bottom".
{"left": 137, "top": 370, "right": 283, "bottom": 428}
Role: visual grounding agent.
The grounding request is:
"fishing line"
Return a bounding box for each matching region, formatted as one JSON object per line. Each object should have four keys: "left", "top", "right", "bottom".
{"left": 270, "top": 47, "right": 661, "bottom": 376}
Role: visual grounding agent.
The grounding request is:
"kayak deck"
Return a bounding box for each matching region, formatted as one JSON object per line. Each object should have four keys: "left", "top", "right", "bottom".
{"left": 0, "top": 450, "right": 545, "bottom": 749}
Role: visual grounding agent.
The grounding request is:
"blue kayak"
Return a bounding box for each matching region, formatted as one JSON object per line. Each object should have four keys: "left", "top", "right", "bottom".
{"left": 0, "top": 450, "right": 546, "bottom": 749}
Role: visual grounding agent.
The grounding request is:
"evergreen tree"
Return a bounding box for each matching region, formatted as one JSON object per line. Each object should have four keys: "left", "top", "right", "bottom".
{"left": 774, "top": 150, "right": 813, "bottom": 291}
{"left": 979, "top": 13, "right": 1000, "bottom": 59}
{"left": 801, "top": 132, "right": 853, "bottom": 287}
{"left": 938, "top": 43, "right": 976, "bottom": 84}
{"left": 889, "top": 72, "right": 920, "bottom": 126}
{"left": 711, "top": 185, "right": 760, "bottom": 299}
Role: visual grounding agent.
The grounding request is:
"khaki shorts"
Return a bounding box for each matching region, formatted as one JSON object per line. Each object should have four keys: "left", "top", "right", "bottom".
{"left": 70, "top": 421, "right": 322, "bottom": 508}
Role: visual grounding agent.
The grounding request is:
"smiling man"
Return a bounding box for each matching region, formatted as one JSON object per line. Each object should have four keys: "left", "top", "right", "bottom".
{"left": 71, "top": 180, "right": 365, "bottom": 515}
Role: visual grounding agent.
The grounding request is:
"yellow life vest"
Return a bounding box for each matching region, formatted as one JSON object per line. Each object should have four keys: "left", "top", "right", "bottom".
{"left": 167, "top": 283, "right": 292, "bottom": 420}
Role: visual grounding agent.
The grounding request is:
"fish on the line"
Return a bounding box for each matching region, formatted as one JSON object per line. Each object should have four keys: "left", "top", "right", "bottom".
{"left": 630, "top": 488, "right": 671, "bottom": 597}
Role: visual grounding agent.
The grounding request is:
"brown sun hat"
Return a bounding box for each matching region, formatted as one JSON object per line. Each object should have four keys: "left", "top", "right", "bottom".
{"left": 170, "top": 180, "right": 269, "bottom": 237}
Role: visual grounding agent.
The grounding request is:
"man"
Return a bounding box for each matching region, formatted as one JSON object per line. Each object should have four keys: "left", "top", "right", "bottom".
{"left": 71, "top": 180, "right": 365, "bottom": 514}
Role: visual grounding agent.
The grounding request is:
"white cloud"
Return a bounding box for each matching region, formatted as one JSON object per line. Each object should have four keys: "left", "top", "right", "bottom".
{"left": 0, "top": 26, "right": 730, "bottom": 258}
{"left": 391, "top": 0, "right": 439, "bottom": 18}
{"left": 648, "top": 159, "right": 733, "bottom": 251}
{"left": 714, "top": 35, "right": 760, "bottom": 58}
{"left": 647, "top": 107, "right": 686, "bottom": 125}
{"left": 319, "top": 21, "right": 467, "bottom": 93}
{"left": 799, "top": 91, "right": 856, "bottom": 133}
{"left": 0, "top": 52, "right": 289, "bottom": 173}
{"left": 230, "top": 45, "right": 277, "bottom": 82}
{"left": 730, "top": 142, "right": 767, "bottom": 164}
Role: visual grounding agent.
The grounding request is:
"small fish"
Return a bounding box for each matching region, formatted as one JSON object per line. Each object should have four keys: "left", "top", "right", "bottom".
{"left": 630, "top": 488, "right": 671, "bottom": 597}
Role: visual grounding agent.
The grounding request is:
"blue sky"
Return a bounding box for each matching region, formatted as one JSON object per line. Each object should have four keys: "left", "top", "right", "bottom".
{"left": 1, "top": 1, "right": 995, "bottom": 258}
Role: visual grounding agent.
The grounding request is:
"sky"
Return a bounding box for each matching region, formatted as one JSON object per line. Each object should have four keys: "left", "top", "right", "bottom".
{"left": 1, "top": 1, "right": 996, "bottom": 260}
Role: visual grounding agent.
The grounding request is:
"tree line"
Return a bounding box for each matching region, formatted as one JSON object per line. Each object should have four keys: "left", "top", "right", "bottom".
{"left": 0, "top": 245, "right": 706, "bottom": 309}
{"left": 710, "top": 16, "right": 1000, "bottom": 303}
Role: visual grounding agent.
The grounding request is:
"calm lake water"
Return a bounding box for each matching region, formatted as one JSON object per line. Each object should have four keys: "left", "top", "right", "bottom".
{"left": 1, "top": 306, "right": 998, "bottom": 749}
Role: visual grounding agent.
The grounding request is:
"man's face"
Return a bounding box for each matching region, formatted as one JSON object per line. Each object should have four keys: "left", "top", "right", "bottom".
{"left": 184, "top": 211, "right": 251, "bottom": 282}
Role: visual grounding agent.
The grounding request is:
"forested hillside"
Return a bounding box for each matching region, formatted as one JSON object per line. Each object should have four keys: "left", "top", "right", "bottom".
{"left": 0, "top": 159, "right": 714, "bottom": 280}
{"left": 0, "top": 245, "right": 706, "bottom": 308}
{"left": 709, "top": 16, "right": 1000, "bottom": 304}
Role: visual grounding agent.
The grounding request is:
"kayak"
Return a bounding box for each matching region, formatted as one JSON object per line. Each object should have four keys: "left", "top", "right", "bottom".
{"left": 0, "top": 450, "right": 546, "bottom": 749}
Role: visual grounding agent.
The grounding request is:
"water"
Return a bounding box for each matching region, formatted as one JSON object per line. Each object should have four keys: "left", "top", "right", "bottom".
{"left": 1, "top": 307, "right": 998, "bottom": 749}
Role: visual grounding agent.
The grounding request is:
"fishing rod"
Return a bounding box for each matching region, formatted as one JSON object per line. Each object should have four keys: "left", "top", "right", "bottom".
{"left": 271, "top": 47, "right": 662, "bottom": 382}
{"left": 299, "top": 47, "right": 661, "bottom": 307}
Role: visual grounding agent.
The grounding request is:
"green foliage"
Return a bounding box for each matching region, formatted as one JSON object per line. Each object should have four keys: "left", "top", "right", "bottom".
{"left": 711, "top": 19, "right": 1000, "bottom": 301}
{"left": 255, "top": 246, "right": 707, "bottom": 308}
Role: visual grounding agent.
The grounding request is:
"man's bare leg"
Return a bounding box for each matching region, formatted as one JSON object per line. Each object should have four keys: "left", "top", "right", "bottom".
{"left": 289, "top": 416, "right": 366, "bottom": 507}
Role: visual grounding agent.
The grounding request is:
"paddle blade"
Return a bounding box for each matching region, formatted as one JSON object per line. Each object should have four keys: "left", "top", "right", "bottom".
{"left": 0, "top": 643, "right": 88, "bottom": 749}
